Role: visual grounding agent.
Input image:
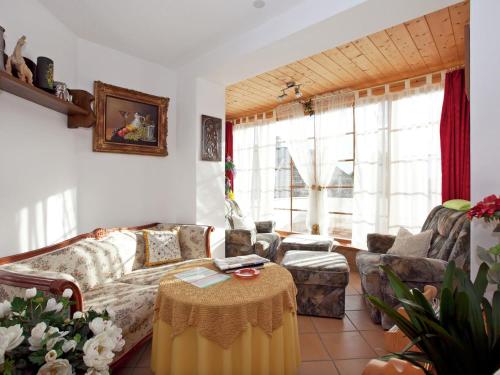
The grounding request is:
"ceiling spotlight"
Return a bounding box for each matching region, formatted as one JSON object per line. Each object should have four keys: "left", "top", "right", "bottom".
{"left": 277, "top": 90, "right": 288, "bottom": 101}
{"left": 294, "top": 85, "right": 302, "bottom": 98}
{"left": 253, "top": 0, "right": 266, "bottom": 9}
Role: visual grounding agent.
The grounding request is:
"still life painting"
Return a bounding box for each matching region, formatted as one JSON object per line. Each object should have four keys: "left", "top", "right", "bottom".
{"left": 201, "top": 115, "right": 222, "bottom": 161}
{"left": 93, "top": 81, "right": 169, "bottom": 156}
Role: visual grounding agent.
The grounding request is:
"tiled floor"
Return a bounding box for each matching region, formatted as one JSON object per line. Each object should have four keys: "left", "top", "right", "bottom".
{"left": 116, "top": 272, "right": 385, "bottom": 375}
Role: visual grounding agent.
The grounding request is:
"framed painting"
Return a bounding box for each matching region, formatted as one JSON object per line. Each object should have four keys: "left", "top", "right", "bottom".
{"left": 93, "top": 81, "right": 169, "bottom": 156}
{"left": 201, "top": 115, "right": 222, "bottom": 161}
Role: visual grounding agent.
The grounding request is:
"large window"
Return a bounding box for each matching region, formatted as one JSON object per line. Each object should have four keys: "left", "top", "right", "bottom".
{"left": 274, "top": 129, "right": 354, "bottom": 239}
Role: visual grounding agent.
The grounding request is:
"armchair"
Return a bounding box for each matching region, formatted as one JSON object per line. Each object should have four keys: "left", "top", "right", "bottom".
{"left": 356, "top": 205, "right": 470, "bottom": 329}
{"left": 225, "top": 199, "right": 281, "bottom": 261}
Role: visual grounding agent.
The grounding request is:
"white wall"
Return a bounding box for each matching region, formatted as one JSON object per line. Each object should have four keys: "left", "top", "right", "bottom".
{"left": 0, "top": 0, "right": 79, "bottom": 253}
{"left": 470, "top": 0, "right": 500, "bottom": 277}
{"left": 0, "top": 0, "right": 182, "bottom": 254}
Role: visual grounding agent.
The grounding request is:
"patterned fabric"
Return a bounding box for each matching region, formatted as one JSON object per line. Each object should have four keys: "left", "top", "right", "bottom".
{"left": 2, "top": 232, "right": 137, "bottom": 292}
{"left": 387, "top": 228, "right": 433, "bottom": 258}
{"left": 155, "top": 224, "right": 209, "bottom": 260}
{"left": 356, "top": 205, "right": 471, "bottom": 329}
{"left": 281, "top": 251, "right": 349, "bottom": 318}
{"left": 143, "top": 230, "right": 182, "bottom": 267}
{"left": 255, "top": 221, "right": 275, "bottom": 233}
{"left": 118, "top": 259, "right": 209, "bottom": 286}
{"left": 255, "top": 232, "right": 280, "bottom": 262}
{"left": 276, "top": 234, "right": 339, "bottom": 264}
{"left": 83, "top": 282, "right": 157, "bottom": 355}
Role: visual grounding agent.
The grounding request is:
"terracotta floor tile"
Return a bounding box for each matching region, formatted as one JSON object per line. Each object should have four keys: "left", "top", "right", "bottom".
{"left": 360, "top": 330, "right": 388, "bottom": 356}
{"left": 345, "top": 285, "right": 360, "bottom": 296}
{"left": 311, "top": 316, "right": 356, "bottom": 333}
{"left": 345, "top": 310, "right": 381, "bottom": 331}
{"left": 298, "top": 315, "right": 316, "bottom": 333}
{"left": 113, "top": 368, "right": 135, "bottom": 375}
{"left": 348, "top": 272, "right": 362, "bottom": 292}
{"left": 320, "top": 331, "right": 377, "bottom": 360}
{"left": 299, "top": 361, "right": 339, "bottom": 375}
{"left": 335, "top": 358, "right": 372, "bottom": 375}
{"left": 299, "top": 333, "right": 331, "bottom": 361}
{"left": 345, "top": 295, "right": 366, "bottom": 311}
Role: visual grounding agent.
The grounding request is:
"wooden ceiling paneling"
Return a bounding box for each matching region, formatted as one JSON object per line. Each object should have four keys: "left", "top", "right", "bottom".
{"left": 226, "top": 1, "right": 469, "bottom": 119}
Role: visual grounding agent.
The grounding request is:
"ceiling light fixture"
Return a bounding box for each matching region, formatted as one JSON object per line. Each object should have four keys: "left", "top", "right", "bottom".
{"left": 253, "top": 0, "right": 266, "bottom": 9}
{"left": 276, "top": 81, "right": 302, "bottom": 101}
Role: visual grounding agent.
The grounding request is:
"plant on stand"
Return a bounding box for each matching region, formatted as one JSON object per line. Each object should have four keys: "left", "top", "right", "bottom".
{"left": 225, "top": 156, "right": 235, "bottom": 200}
{"left": 468, "top": 194, "right": 500, "bottom": 290}
{"left": 368, "top": 262, "right": 500, "bottom": 375}
{"left": 0, "top": 288, "right": 124, "bottom": 375}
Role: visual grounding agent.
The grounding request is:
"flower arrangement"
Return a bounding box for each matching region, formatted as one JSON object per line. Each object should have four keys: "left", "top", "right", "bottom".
{"left": 225, "top": 156, "right": 235, "bottom": 199}
{"left": 468, "top": 194, "right": 500, "bottom": 290}
{"left": 0, "top": 288, "right": 124, "bottom": 375}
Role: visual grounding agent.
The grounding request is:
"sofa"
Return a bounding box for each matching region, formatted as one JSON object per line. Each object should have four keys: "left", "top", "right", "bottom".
{"left": 356, "top": 205, "right": 470, "bottom": 329}
{"left": 0, "top": 223, "right": 213, "bottom": 367}
{"left": 225, "top": 199, "right": 281, "bottom": 261}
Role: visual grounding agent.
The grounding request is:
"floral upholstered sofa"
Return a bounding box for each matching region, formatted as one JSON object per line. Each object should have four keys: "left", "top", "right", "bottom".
{"left": 0, "top": 223, "right": 213, "bottom": 366}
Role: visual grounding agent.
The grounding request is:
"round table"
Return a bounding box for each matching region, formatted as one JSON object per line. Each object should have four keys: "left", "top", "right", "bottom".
{"left": 151, "top": 260, "right": 301, "bottom": 375}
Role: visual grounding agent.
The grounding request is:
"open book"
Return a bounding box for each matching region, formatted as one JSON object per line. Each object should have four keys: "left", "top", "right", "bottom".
{"left": 214, "top": 254, "right": 270, "bottom": 272}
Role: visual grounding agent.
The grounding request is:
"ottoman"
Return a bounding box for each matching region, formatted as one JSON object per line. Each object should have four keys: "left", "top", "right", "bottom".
{"left": 281, "top": 250, "right": 349, "bottom": 318}
{"left": 276, "top": 234, "right": 339, "bottom": 263}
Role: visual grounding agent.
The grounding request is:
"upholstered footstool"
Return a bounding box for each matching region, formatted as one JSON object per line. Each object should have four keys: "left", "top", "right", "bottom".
{"left": 276, "top": 234, "right": 339, "bottom": 263}
{"left": 281, "top": 250, "right": 349, "bottom": 318}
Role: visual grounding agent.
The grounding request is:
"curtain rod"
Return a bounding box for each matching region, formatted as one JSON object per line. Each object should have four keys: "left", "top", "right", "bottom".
{"left": 231, "top": 65, "right": 464, "bottom": 124}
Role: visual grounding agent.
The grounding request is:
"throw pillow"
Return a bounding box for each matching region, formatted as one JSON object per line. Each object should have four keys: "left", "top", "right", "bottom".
{"left": 143, "top": 229, "right": 182, "bottom": 267}
{"left": 232, "top": 214, "right": 257, "bottom": 232}
{"left": 443, "top": 199, "right": 471, "bottom": 211}
{"left": 387, "top": 227, "right": 433, "bottom": 258}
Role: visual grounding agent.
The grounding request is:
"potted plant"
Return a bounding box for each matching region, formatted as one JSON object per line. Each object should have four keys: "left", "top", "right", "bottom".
{"left": 0, "top": 288, "right": 124, "bottom": 375}
{"left": 368, "top": 262, "right": 500, "bottom": 375}
{"left": 468, "top": 194, "right": 500, "bottom": 290}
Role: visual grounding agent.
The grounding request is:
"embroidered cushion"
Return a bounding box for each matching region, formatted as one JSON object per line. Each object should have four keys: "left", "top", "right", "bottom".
{"left": 143, "top": 229, "right": 182, "bottom": 267}
{"left": 387, "top": 227, "right": 433, "bottom": 258}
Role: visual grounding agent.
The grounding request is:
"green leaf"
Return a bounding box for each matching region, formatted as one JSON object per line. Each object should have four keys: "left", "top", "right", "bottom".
{"left": 380, "top": 265, "right": 413, "bottom": 301}
{"left": 474, "top": 262, "right": 490, "bottom": 297}
{"left": 477, "top": 246, "right": 495, "bottom": 264}
{"left": 488, "top": 244, "right": 500, "bottom": 256}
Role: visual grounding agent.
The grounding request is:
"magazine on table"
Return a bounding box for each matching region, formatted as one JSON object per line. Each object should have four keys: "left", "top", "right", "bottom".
{"left": 214, "top": 254, "right": 270, "bottom": 272}
{"left": 175, "top": 267, "right": 230, "bottom": 288}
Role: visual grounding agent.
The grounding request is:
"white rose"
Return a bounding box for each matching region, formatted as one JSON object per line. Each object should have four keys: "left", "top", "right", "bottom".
{"left": 85, "top": 368, "right": 109, "bottom": 375}
{"left": 103, "top": 324, "right": 124, "bottom": 352}
{"left": 89, "top": 317, "right": 107, "bottom": 335}
{"left": 73, "top": 311, "right": 84, "bottom": 320}
{"left": 28, "top": 322, "right": 47, "bottom": 351}
{"left": 25, "top": 288, "right": 37, "bottom": 299}
{"left": 0, "top": 301, "right": 11, "bottom": 319}
{"left": 62, "top": 289, "right": 73, "bottom": 299}
{"left": 37, "top": 359, "right": 72, "bottom": 375}
{"left": 62, "top": 340, "right": 77, "bottom": 353}
{"left": 45, "top": 327, "right": 69, "bottom": 350}
{"left": 45, "top": 349, "right": 58, "bottom": 362}
{"left": 0, "top": 339, "right": 8, "bottom": 366}
{"left": 82, "top": 333, "right": 115, "bottom": 371}
{"left": 0, "top": 324, "right": 24, "bottom": 354}
{"left": 105, "top": 307, "right": 115, "bottom": 320}
{"left": 44, "top": 298, "right": 63, "bottom": 313}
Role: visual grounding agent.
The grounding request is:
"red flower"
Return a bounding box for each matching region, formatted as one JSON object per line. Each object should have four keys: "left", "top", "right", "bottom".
{"left": 468, "top": 194, "right": 500, "bottom": 222}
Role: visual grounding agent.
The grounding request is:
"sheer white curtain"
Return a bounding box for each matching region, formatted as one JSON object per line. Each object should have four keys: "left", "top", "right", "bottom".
{"left": 233, "top": 117, "right": 276, "bottom": 221}
{"left": 352, "top": 78, "right": 444, "bottom": 249}
{"left": 277, "top": 93, "right": 354, "bottom": 235}
{"left": 313, "top": 93, "right": 354, "bottom": 234}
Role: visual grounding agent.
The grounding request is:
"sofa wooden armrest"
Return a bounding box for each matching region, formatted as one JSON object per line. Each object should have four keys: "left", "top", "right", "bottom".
{"left": 0, "top": 269, "right": 83, "bottom": 313}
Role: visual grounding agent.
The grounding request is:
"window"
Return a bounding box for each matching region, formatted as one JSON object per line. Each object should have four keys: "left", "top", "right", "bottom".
{"left": 274, "top": 128, "right": 354, "bottom": 240}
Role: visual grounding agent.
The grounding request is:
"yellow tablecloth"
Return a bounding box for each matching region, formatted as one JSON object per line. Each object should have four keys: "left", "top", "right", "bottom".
{"left": 151, "top": 261, "right": 301, "bottom": 375}
{"left": 151, "top": 310, "right": 300, "bottom": 375}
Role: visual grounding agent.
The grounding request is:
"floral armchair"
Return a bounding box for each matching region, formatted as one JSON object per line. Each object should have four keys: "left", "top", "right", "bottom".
{"left": 356, "top": 205, "right": 470, "bottom": 329}
{"left": 225, "top": 199, "right": 281, "bottom": 261}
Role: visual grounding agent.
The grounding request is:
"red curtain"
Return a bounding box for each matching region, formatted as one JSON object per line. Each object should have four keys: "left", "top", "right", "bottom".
{"left": 440, "top": 68, "right": 470, "bottom": 202}
{"left": 225, "top": 121, "right": 234, "bottom": 190}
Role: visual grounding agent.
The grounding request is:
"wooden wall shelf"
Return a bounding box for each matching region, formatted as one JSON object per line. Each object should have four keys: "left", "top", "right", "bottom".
{"left": 0, "top": 70, "right": 95, "bottom": 128}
